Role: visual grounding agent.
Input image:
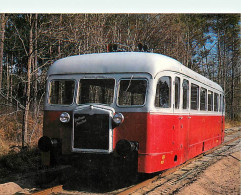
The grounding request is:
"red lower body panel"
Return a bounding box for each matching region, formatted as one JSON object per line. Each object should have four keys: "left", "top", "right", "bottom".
{"left": 126, "top": 113, "right": 225, "bottom": 173}
{"left": 43, "top": 111, "right": 224, "bottom": 173}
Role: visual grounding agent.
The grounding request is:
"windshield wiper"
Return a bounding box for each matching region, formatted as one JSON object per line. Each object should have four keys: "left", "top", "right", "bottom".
{"left": 125, "top": 75, "right": 134, "bottom": 92}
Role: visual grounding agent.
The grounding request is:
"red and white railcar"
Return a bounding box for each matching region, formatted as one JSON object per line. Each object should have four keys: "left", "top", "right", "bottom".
{"left": 38, "top": 52, "right": 225, "bottom": 173}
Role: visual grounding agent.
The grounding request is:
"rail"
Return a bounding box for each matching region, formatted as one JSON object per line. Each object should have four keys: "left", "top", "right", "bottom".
{"left": 118, "top": 132, "right": 240, "bottom": 194}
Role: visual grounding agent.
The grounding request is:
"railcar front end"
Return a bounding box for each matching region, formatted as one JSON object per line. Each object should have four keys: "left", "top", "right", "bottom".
{"left": 38, "top": 73, "right": 150, "bottom": 173}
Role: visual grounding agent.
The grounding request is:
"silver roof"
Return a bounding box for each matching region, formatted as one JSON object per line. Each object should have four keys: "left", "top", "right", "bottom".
{"left": 47, "top": 52, "right": 223, "bottom": 92}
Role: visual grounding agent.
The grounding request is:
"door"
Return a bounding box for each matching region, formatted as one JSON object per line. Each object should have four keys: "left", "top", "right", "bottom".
{"left": 173, "top": 76, "right": 190, "bottom": 164}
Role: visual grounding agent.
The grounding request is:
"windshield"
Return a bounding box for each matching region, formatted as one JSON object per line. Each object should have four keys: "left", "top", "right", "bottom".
{"left": 49, "top": 79, "right": 75, "bottom": 105}
{"left": 78, "top": 79, "right": 115, "bottom": 105}
{"left": 118, "top": 79, "right": 147, "bottom": 106}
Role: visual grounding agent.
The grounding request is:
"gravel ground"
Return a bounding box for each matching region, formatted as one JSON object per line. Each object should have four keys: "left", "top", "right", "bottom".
{"left": 177, "top": 143, "right": 240, "bottom": 195}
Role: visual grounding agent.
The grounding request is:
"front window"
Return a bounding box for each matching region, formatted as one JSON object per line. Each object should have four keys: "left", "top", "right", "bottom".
{"left": 78, "top": 79, "right": 115, "bottom": 105}
{"left": 49, "top": 79, "right": 75, "bottom": 105}
{"left": 118, "top": 79, "right": 147, "bottom": 106}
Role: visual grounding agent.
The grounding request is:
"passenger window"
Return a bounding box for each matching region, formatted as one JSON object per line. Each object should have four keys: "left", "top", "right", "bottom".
{"left": 175, "top": 77, "right": 180, "bottom": 109}
{"left": 182, "top": 79, "right": 189, "bottom": 109}
{"left": 214, "top": 93, "right": 219, "bottom": 112}
{"left": 222, "top": 96, "right": 225, "bottom": 112}
{"left": 219, "top": 94, "right": 222, "bottom": 112}
{"left": 191, "top": 83, "right": 199, "bottom": 110}
{"left": 49, "top": 80, "right": 75, "bottom": 105}
{"left": 118, "top": 79, "right": 147, "bottom": 106}
{"left": 200, "top": 87, "right": 207, "bottom": 111}
{"left": 208, "top": 91, "right": 213, "bottom": 111}
{"left": 155, "top": 76, "right": 171, "bottom": 108}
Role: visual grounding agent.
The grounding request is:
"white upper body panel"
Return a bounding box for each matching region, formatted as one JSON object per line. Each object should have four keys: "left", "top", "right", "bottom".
{"left": 48, "top": 52, "right": 223, "bottom": 93}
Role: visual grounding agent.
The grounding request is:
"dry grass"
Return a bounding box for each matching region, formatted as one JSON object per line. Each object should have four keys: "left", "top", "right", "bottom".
{"left": 0, "top": 112, "right": 43, "bottom": 155}
{"left": 0, "top": 113, "right": 42, "bottom": 177}
{"left": 225, "top": 119, "right": 241, "bottom": 129}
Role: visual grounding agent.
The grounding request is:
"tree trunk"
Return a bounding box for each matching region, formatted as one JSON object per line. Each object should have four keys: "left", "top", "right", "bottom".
{"left": 10, "top": 54, "right": 13, "bottom": 101}
{"left": 22, "top": 14, "right": 33, "bottom": 148}
{"left": 217, "top": 30, "right": 222, "bottom": 84}
{"left": 6, "top": 54, "right": 9, "bottom": 99}
{"left": 0, "top": 13, "right": 6, "bottom": 91}
{"left": 34, "top": 14, "right": 38, "bottom": 118}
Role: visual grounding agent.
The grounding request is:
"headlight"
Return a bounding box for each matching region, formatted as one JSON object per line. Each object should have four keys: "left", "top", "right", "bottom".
{"left": 113, "top": 113, "right": 124, "bottom": 125}
{"left": 60, "top": 112, "right": 70, "bottom": 123}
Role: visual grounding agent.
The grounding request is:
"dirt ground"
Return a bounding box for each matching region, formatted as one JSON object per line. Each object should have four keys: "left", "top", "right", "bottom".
{"left": 177, "top": 150, "right": 240, "bottom": 195}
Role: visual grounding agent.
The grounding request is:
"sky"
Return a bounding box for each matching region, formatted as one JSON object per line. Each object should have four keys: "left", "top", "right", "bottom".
{"left": 0, "top": 0, "right": 240, "bottom": 13}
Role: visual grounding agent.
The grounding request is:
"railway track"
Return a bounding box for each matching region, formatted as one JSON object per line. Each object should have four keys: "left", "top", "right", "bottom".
{"left": 118, "top": 128, "right": 240, "bottom": 195}
{"left": 32, "top": 127, "right": 240, "bottom": 195}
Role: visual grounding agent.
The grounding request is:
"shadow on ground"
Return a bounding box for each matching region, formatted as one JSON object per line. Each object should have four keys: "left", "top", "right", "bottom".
{"left": 34, "top": 154, "right": 157, "bottom": 193}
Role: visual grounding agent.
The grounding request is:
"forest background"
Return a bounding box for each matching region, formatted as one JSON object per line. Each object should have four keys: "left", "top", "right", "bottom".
{"left": 0, "top": 14, "right": 240, "bottom": 152}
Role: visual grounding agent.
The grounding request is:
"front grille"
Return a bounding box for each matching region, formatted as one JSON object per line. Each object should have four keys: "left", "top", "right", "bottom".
{"left": 73, "top": 114, "right": 109, "bottom": 150}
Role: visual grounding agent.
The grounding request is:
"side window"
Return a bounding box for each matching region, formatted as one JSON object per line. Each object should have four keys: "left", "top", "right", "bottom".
{"left": 49, "top": 80, "right": 75, "bottom": 105}
{"left": 222, "top": 96, "right": 225, "bottom": 112}
{"left": 182, "top": 79, "right": 189, "bottom": 109}
{"left": 191, "top": 83, "right": 199, "bottom": 110}
{"left": 155, "top": 76, "right": 172, "bottom": 108}
{"left": 219, "top": 94, "right": 222, "bottom": 112}
{"left": 175, "top": 77, "right": 180, "bottom": 109}
{"left": 218, "top": 94, "right": 222, "bottom": 112}
{"left": 208, "top": 91, "right": 213, "bottom": 111}
{"left": 200, "top": 87, "right": 207, "bottom": 111}
{"left": 214, "top": 93, "right": 219, "bottom": 112}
